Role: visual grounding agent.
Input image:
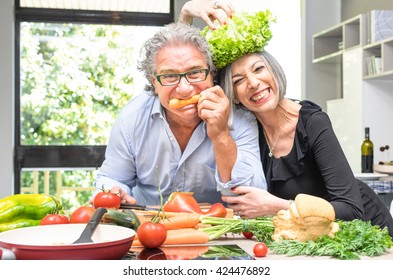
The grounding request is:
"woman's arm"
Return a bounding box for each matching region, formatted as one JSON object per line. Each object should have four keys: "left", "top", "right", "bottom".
{"left": 307, "top": 112, "right": 365, "bottom": 220}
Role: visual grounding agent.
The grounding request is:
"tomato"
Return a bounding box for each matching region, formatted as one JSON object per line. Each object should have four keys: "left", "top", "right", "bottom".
{"left": 136, "top": 221, "right": 167, "bottom": 248}
{"left": 70, "top": 206, "right": 95, "bottom": 223}
{"left": 242, "top": 230, "right": 254, "bottom": 239}
{"left": 93, "top": 191, "right": 121, "bottom": 209}
{"left": 253, "top": 242, "right": 268, "bottom": 257}
{"left": 40, "top": 214, "right": 69, "bottom": 225}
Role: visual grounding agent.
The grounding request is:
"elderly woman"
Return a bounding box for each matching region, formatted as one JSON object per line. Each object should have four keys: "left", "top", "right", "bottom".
{"left": 179, "top": 0, "right": 393, "bottom": 237}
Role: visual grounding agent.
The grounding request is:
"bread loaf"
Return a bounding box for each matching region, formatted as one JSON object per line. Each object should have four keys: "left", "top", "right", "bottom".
{"left": 272, "top": 194, "right": 339, "bottom": 242}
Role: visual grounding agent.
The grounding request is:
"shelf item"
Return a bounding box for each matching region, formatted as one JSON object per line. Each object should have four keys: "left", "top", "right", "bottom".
{"left": 354, "top": 173, "right": 388, "bottom": 181}
{"left": 367, "top": 10, "right": 393, "bottom": 44}
{"left": 374, "top": 164, "right": 393, "bottom": 175}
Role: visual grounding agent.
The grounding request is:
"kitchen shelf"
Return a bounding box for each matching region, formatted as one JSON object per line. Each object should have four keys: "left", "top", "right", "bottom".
{"left": 312, "top": 10, "right": 393, "bottom": 173}
{"left": 313, "top": 15, "right": 365, "bottom": 63}
{"left": 363, "top": 37, "right": 393, "bottom": 80}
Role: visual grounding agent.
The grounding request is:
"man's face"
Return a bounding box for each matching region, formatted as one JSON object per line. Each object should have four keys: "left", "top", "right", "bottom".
{"left": 152, "top": 44, "right": 213, "bottom": 120}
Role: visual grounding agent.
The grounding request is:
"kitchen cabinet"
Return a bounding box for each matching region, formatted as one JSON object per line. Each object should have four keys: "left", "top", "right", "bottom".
{"left": 312, "top": 12, "right": 393, "bottom": 173}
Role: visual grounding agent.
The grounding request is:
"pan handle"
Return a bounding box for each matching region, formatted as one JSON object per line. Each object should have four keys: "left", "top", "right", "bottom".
{"left": 0, "top": 247, "right": 16, "bottom": 260}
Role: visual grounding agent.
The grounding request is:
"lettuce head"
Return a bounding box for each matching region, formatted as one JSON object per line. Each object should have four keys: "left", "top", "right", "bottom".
{"left": 201, "top": 10, "right": 275, "bottom": 69}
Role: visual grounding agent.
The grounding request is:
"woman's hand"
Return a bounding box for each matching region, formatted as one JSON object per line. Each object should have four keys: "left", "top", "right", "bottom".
{"left": 221, "top": 186, "right": 291, "bottom": 218}
{"left": 179, "top": 0, "right": 235, "bottom": 29}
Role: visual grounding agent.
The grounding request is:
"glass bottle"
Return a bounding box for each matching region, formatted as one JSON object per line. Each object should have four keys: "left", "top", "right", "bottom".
{"left": 361, "top": 127, "right": 374, "bottom": 173}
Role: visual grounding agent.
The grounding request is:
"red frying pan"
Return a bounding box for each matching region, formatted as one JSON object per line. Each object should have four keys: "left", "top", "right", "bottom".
{"left": 0, "top": 223, "right": 135, "bottom": 260}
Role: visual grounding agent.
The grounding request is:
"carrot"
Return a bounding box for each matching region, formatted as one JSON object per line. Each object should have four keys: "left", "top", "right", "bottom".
{"left": 159, "top": 213, "right": 201, "bottom": 230}
{"left": 131, "top": 228, "right": 209, "bottom": 247}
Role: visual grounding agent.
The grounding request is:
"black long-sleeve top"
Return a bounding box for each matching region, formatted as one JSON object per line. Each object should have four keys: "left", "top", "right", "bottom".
{"left": 259, "top": 100, "right": 393, "bottom": 237}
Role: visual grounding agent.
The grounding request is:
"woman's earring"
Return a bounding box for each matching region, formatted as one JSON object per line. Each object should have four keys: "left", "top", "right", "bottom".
{"left": 234, "top": 98, "right": 240, "bottom": 104}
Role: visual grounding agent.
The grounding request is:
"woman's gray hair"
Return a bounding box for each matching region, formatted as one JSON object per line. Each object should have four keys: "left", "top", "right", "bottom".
{"left": 218, "top": 51, "right": 287, "bottom": 113}
{"left": 137, "top": 22, "right": 216, "bottom": 95}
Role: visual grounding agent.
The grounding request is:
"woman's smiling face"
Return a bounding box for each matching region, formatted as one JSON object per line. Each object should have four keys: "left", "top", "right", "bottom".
{"left": 231, "top": 53, "right": 279, "bottom": 113}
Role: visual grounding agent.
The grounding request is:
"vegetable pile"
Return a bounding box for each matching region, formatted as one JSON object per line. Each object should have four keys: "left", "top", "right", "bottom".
{"left": 199, "top": 216, "right": 393, "bottom": 260}
{"left": 268, "top": 219, "right": 393, "bottom": 260}
{"left": 0, "top": 194, "right": 63, "bottom": 232}
{"left": 201, "top": 10, "right": 275, "bottom": 69}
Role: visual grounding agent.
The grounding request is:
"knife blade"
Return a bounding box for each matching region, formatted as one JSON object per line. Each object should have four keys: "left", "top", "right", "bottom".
{"left": 119, "top": 203, "right": 159, "bottom": 210}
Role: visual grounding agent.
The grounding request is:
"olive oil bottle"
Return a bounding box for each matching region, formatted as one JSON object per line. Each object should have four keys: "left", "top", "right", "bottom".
{"left": 361, "top": 127, "right": 374, "bottom": 173}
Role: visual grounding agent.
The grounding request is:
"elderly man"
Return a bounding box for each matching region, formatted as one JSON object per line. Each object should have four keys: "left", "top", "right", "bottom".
{"left": 94, "top": 22, "right": 266, "bottom": 206}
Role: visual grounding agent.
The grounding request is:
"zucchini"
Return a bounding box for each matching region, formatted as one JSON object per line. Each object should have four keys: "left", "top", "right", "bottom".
{"left": 103, "top": 209, "right": 140, "bottom": 231}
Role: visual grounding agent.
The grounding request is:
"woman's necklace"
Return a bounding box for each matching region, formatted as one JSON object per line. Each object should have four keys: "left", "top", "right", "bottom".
{"left": 263, "top": 127, "right": 282, "bottom": 157}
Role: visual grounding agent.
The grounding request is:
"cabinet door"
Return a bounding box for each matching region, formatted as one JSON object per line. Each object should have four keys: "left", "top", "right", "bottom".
{"left": 328, "top": 48, "right": 363, "bottom": 172}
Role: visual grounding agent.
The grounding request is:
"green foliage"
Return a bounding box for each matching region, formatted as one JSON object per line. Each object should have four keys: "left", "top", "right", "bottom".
{"left": 268, "top": 219, "right": 393, "bottom": 259}
{"left": 19, "top": 23, "right": 159, "bottom": 208}
{"left": 20, "top": 22, "right": 136, "bottom": 145}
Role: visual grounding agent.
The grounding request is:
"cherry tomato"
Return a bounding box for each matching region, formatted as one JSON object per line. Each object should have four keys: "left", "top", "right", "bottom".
{"left": 40, "top": 214, "right": 69, "bottom": 225}
{"left": 242, "top": 230, "right": 254, "bottom": 239}
{"left": 253, "top": 242, "right": 268, "bottom": 257}
{"left": 136, "top": 221, "right": 167, "bottom": 248}
{"left": 93, "top": 191, "right": 121, "bottom": 209}
{"left": 70, "top": 206, "right": 95, "bottom": 223}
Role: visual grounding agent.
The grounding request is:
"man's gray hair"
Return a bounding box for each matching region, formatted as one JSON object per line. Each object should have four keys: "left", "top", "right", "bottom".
{"left": 138, "top": 22, "right": 216, "bottom": 95}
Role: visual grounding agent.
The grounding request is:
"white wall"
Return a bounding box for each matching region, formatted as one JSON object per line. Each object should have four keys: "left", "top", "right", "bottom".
{"left": 0, "top": 0, "right": 14, "bottom": 198}
{"left": 301, "top": 0, "right": 341, "bottom": 111}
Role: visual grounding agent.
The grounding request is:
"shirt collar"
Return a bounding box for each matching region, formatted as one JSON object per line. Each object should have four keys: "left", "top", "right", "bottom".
{"left": 151, "top": 96, "right": 164, "bottom": 119}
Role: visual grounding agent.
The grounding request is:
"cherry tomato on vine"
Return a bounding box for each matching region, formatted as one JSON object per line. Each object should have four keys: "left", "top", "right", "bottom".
{"left": 40, "top": 214, "right": 69, "bottom": 225}
{"left": 70, "top": 206, "right": 95, "bottom": 223}
{"left": 253, "top": 242, "right": 268, "bottom": 257}
{"left": 242, "top": 231, "right": 254, "bottom": 239}
{"left": 137, "top": 221, "right": 167, "bottom": 248}
{"left": 93, "top": 191, "right": 121, "bottom": 209}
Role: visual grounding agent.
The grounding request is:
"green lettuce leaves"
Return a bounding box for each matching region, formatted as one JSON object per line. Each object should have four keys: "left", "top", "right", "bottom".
{"left": 201, "top": 10, "right": 275, "bottom": 69}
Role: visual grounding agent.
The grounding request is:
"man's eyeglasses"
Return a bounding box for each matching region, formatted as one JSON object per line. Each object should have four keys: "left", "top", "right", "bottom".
{"left": 155, "top": 67, "right": 210, "bottom": 86}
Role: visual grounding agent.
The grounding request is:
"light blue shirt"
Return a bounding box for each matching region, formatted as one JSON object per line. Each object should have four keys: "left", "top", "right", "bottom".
{"left": 95, "top": 92, "right": 267, "bottom": 205}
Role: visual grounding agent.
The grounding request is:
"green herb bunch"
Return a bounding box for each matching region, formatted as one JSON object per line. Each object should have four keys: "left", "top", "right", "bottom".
{"left": 201, "top": 216, "right": 392, "bottom": 260}
{"left": 201, "top": 10, "right": 275, "bottom": 69}
{"left": 268, "top": 219, "right": 393, "bottom": 260}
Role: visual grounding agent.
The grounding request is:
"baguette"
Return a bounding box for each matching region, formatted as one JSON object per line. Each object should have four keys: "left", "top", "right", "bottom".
{"left": 169, "top": 94, "right": 201, "bottom": 109}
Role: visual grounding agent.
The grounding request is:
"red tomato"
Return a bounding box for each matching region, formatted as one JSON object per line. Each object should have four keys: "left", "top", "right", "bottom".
{"left": 40, "top": 214, "right": 69, "bottom": 225}
{"left": 242, "top": 230, "right": 254, "bottom": 239}
{"left": 70, "top": 206, "right": 95, "bottom": 223}
{"left": 136, "top": 222, "right": 167, "bottom": 248}
{"left": 93, "top": 191, "right": 121, "bottom": 209}
{"left": 253, "top": 242, "right": 268, "bottom": 257}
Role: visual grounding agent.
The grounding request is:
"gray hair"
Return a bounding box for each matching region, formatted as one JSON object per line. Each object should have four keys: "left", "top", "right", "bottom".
{"left": 137, "top": 22, "right": 216, "bottom": 95}
{"left": 218, "top": 51, "right": 287, "bottom": 111}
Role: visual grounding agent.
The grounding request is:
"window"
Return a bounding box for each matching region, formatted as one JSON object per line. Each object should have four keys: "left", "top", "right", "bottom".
{"left": 15, "top": 0, "right": 173, "bottom": 207}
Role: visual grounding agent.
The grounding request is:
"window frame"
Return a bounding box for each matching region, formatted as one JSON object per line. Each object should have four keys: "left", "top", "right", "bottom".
{"left": 14, "top": 0, "right": 174, "bottom": 194}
